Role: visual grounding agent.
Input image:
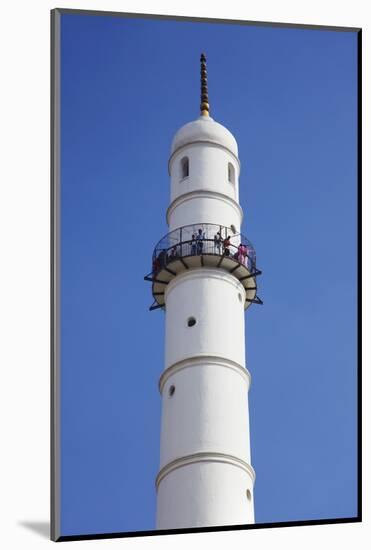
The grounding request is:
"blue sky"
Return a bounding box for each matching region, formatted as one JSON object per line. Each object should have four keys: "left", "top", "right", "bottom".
{"left": 60, "top": 12, "right": 358, "bottom": 536}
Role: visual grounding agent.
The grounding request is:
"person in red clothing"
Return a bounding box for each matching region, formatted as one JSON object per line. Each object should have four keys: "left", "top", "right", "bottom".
{"left": 238, "top": 243, "right": 248, "bottom": 266}
{"left": 223, "top": 236, "right": 231, "bottom": 256}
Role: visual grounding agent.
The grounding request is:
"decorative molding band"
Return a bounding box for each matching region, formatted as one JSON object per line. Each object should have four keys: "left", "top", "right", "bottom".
{"left": 159, "top": 355, "right": 251, "bottom": 394}
{"left": 168, "top": 140, "right": 241, "bottom": 175}
{"left": 156, "top": 452, "right": 256, "bottom": 490}
{"left": 166, "top": 189, "right": 243, "bottom": 225}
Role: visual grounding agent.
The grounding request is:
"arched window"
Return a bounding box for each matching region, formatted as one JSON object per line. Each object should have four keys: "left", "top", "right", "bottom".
{"left": 181, "top": 157, "right": 189, "bottom": 179}
{"left": 228, "top": 162, "right": 235, "bottom": 185}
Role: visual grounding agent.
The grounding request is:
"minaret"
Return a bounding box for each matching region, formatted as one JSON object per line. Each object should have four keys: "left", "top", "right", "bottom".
{"left": 145, "top": 54, "right": 262, "bottom": 530}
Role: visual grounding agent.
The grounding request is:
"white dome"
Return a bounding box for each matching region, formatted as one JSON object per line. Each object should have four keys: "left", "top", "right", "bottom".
{"left": 171, "top": 116, "right": 238, "bottom": 157}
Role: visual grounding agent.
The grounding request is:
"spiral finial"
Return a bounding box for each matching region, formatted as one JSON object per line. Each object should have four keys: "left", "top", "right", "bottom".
{"left": 200, "top": 53, "right": 210, "bottom": 116}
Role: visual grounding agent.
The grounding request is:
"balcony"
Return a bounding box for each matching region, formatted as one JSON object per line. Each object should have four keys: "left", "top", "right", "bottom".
{"left": 144, "top": 223, "right": 262, "bottom": 311}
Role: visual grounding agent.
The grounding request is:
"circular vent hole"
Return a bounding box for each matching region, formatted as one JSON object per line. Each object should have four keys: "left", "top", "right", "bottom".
{"left": 187, "top": 317, "right": 196, "bottom": 327}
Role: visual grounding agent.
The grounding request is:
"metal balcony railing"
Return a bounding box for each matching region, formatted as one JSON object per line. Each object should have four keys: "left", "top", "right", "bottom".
{"left": 145, "top": 223, "right": 262, "bottom": 311}
{"left": 151, "top": 223, "right": 257, "bottom": 274}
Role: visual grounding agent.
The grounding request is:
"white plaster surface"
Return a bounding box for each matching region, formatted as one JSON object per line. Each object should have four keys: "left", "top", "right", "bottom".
{"left": 165, "top": 269, "right": 246, "bottom": 368}
{"left": 159, "top": 362, "right": 251, "bottom": 467}
{"left": 168, "top": 117, "right": 241, "bottom": 232}
{"left": 169, "top": 143, "right": 240, "bottom": 204}
{"left": 171, "top": 115, "right": 239, "bottom": 157}
{"left": 168, "top": 192, "right": 242, "bottom": 233}
{"left": 156, "top": 461, "right": 254, "bottom": 529}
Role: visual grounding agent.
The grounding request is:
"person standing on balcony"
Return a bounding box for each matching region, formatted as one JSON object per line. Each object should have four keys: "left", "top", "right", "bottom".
{"left": 158, "top": 249, "right": 167, "bottom": 268}
{"left": 168, "top": 246, "right": 178, "bottom": 263}
{"left": 196, "top": 228, "right": 204, "bottom": 254}
{"left": 214, "top": 232, "right": 222, "bottom": 254}
{"left": 238, "top": 243, "right": 247, "bottom": 266}
{"left": 191, "top": 234, "right": 197, "bottom": 255}
{"left": 223, "top": 235, "right": 231, "bottom": 256}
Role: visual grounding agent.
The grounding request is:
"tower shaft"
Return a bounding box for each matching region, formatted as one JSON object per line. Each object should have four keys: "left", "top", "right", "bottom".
{"left": 156, "top": 268, "right": 254, "bottom": 528}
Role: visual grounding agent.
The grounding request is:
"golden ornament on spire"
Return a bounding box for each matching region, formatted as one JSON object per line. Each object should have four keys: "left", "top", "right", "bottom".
{"left": 200, "top": 53, "right": 210, "bottom": 116}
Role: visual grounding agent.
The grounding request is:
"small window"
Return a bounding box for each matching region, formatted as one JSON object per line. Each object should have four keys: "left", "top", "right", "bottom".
{"left": 238, "top": 293, "right": 243, "bottom": 303}
{"left": 230, "top": 224, "right": 237, "bottom": 234}
{"left": 169, "top": 385, "right": 175, "bottom": 397}
{"left": 246, "top": 489, "right": 252, "bottom": 501}
{"left": 181, "top": 157, "right": 189, "bottom": 179}
{"left": 228, "top": 162, "right": 235, "bottom": 185}
{"left": 187, "top": 317, "right": 196, "bottom": 327}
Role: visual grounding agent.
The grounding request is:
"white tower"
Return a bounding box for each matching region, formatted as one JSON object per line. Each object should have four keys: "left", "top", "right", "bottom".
{"left": 145, "top": 54, "right": 262, "bottom": 530}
